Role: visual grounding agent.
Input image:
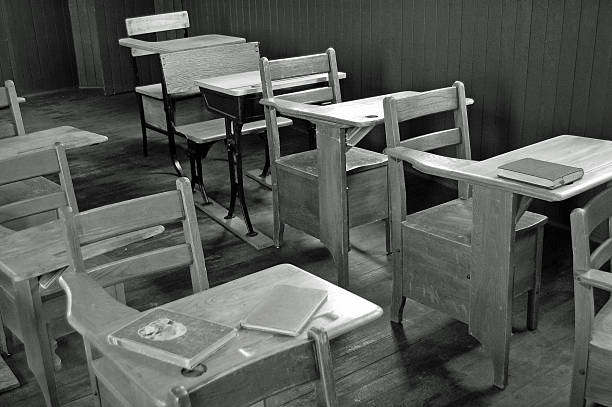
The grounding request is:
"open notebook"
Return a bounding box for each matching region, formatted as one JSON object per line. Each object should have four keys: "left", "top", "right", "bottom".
{"left": 241, "top": 284, "right": 328, "bottom": 336}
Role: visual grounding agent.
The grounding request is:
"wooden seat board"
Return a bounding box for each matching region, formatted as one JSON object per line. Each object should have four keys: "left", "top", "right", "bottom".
{"left": 176, "top": 117, "right": 292, "bottom": 144}
{"left": 402, "top": 198, "right": 548, "bottom": 245}
{"left": 135, "top": 83, "right": 199, "bottom": 100}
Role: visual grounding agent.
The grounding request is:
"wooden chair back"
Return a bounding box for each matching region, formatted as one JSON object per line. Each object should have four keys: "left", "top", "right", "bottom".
{"left": 383, "top": 81, "right": 471, "bottom": 199}
{"left": 159, "top": 42, "right": 260, "bottom": 96}
{"left": 0, "top": 143, "right": 77, "bottom": 224}
{"left": 0, "top": 80, "right": 25, "bottom": 138}
{"left": 260, "top": 48, "right": 342, "bottom": 163}
{"left": 125, "top": 11, "right": 190, "bottom": 57}
{"left": 67, "top": 177, "right": 208, "bottom": 292}
{"left": 569, "top": 186, "right": 612, "bottom": 406}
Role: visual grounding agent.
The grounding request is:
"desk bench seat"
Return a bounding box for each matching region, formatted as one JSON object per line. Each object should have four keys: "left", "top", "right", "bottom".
{"left": 135, "top": 83, "right": 199, "bottom": 101}
{"left": 175, "top": 117, "right": 293, "bottom": 144}
{"left": 0, "top": 177, "right": 61, "bottom": 230}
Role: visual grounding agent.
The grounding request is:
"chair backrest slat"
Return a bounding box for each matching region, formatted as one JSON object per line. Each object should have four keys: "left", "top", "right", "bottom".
{"left": 0, "top": 148, "right": 61, "bottom": 185}
{"left": 399, "top": 128, "right": 462, "bottom": 152}
{"left": 88, "top": 244, "right": 193, "bottom": 288}
{"left": 160, "top": 42, "right": 260, "bottom": 95}
{"left": 125, "top": 11, "right": 189, "bottom": 36}
{"left": 277, "top": 87, "right": 334, "bottom": 104}
{"left": 590, "top": 238, "right": 612, "bottom": 270}
{"left": 0, "top": 191, "right": 67, "bottom": 223}
{"left": 268, "top": 53, "right": 331, "bottom": 81}
{"left": 77, "top": 190, "right": 184, "bottom": 244}
{"left": 0, "top": 80, "right": 25, "bottom": 138}
{"left": 394, "top": 87, "right": 458, "bottom": 122}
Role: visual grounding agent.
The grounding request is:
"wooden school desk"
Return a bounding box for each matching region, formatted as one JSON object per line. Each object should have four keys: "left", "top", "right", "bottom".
{"left": 386, "top": 134, "right": 612, "bottom": 388}
{"left": 260, "top": 93, "right": 473, "bottom": 288}
{"left": 193, "top": 70, "right": 346, "bottom": 248}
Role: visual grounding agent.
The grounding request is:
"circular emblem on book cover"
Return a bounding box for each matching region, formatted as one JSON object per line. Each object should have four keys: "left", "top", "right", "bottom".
{"left": 138, "top": 318, "right": 187, "bottom": 341}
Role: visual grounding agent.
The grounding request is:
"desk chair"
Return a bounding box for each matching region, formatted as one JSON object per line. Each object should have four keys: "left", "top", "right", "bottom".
{"left": 0, "top": 79, "right": 61, "bottom": 230}
{"left": 570, "top": 187, "right": 612, "bottom": 406}
{"left": 384, "top": 82, "right": 547, "bottom": 328}
{"left": 159, "top": 42, "right": 291, "bottom": 203}
{"left": 124, "top": 11, "right": 196, "bottom": 158}
{"left": 260, "top": 49, "right": 389, "bottom": 278}
{"left": 58, "top": 180, "right": 382, "bottom": 406}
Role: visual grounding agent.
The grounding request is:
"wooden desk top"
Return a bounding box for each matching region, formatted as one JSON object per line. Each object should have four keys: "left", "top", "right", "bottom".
{"left": 118, "top": 34, "right": 245, "bottom": 54}
{"left": 90, "top": 264, "right": 383, "bottom": 406}
{"left": 389, "top": 135, "right": 612, "bottom": 202}
{"left": 195, "top": 70, "right": 348, "bottom": 97}
{"left": 262, "top": 92, "right": 475, "bottom": 128}
{"left": 0, "top": 126, "right": 107, "bottom": 161}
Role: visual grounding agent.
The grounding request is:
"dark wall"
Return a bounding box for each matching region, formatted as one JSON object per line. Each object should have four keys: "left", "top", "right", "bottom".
{"left": 0, "top": 0, "right": 78, "bottom": 94}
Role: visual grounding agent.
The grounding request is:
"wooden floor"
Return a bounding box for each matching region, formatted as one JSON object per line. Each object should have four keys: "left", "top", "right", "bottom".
{"left": 0, "top": 89, "right": 586, "bottom": 406}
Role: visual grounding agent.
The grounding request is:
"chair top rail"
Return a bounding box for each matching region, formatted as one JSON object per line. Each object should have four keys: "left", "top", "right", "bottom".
{"left": 125, "top": 11, "right": 189, "bottom": 36}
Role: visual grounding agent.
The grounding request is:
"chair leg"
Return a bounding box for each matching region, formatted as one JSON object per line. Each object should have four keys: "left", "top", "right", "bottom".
{"left": 570, "top": 280, "right": 592, "bottom": 407}
{"left": 527, "top": 226, "right": 544, "bottom": 330}
{"left": 137, "top": 94, "right": 148, "bottom": 157}
{"left": 308, "top": 327, "right": 338, "bottom": 407}
{"left": 0, "top": 313, "right": 8, "bottom": 355}
{"left": 84, "top": 340, "right": 102, "bottom": 407}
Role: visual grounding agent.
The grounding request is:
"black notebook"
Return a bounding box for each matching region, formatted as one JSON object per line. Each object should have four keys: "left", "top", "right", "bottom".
{"left": 497, "top": 158, "right": 583, "bottom": 189}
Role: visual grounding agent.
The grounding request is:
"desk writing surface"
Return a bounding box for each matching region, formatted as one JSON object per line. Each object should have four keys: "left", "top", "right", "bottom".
{"left": 118, "top": 34, "right": 245, "bottom": 54}
{"left": 0, "top": 126, "right": 107, "bottom": 161}
{"left": 456, "top": 135, "right": 612, "bottom": 201}
{"left": 263, "top": 93, "right": 474, "bottom": 128}
{"left": 91, "top": 264, "right": 382, "bottom": 406}
{"left": 195, "top": 71, "right": 347, "bottom": 96}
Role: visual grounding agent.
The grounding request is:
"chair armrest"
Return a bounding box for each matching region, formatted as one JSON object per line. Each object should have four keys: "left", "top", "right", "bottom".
{"left": 575, "top": 269, "right": 612, "bottom": 292}
{"left": 385, "top": 146, "right": 476, "bottom": 180}
{"left": 59, "top": 271, "right": 139, "bottom": 343}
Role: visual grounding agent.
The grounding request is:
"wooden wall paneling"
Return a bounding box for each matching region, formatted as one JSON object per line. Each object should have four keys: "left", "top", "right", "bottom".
{"left": 466, "top": 0, "right": 488, "bottom": 159}
{"left": 519, "top": 0, "right": 548, "bottom": 148}
{"left": 68, "top": 0, "right": 104, "bottom": 88}
{"left": 360, "top": 0, "right": 372, "bottom": 97}
{"left": 507, "top": 0, "right": 532, "bottom": 151}
{"left": 494, "top": 0, "right": 518, "bottom": 153}
{"left": 446, "top": 0, "right": 461, "bottom": 89}
{"left": 536, "top": 0, "right": 564, "bottom": 143}
{"left": 0, "top": 0, "right": 16, "bottom": 83}
{"left": 569, "top": 0, "right": 599, "bottom": 137}
{"left": 552, "top": 0, "right": 581, "bottom": 136}
{"left": 584, "top": 0, "right": 612, "bottom": 140}
{"left": 379, "top": 0, "right": 403, "bottom": 94}
{"left": 480, "top": 0, "right": 503, "bottom": 157}
{"left": 434, "top": 0, "right": 450, "bottom": 90}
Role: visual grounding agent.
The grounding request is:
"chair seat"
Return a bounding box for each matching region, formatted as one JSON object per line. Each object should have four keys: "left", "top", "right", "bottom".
{"left": 277, "top": 147, "right": 388, "bottom": 181}
{"left": 135, "top": 83, "right": 200, "bottom": 100}
{"left": 176, "top": 117, "right": 293, "bottom": 145}
{"left": 402, "top": 198, "right": 548, "bottom": 245}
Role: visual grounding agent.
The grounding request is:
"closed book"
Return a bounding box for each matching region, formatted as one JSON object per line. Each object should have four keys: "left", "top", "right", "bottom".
{"left": 241, "top": 284, "right": 328, "bottom": 336}
{"left": 107, "top": 308, "right": 236, "bottom": 369}
{"left": 497, "top": 158, "right": 584, "bottom": 189}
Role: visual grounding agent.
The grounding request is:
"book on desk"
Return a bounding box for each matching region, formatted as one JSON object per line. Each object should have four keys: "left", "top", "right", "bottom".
{"left": 497, "top": 158, "right": 584, "bottom": 189}
{"left": 107, "top": 308, "right": 237, "bottom": 369}
{"left": 241, "top": 284, "right": 328, "bottom": 336}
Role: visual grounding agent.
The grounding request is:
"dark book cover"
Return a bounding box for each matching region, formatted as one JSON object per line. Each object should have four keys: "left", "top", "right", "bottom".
{"left": 108, "top": 308, "right": 236, "bottom": 368}
{"left": 497, "top": 158, "right": 583, "bottom": 189}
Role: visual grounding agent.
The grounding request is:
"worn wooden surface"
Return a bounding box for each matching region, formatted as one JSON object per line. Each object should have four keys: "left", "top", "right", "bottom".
{"left": 61, "top": 265, "right": 381, "bottom": 406}
{"left": 196, "top": 71, "right": 347, "bottom": 97}
{"left": 0, "top": 88, "right": 582, "bottom": 407}
{"left": 0, "top": 126, "right": 107, "bottom": 161}
{"left": 118, "top": 34, "right": 245, "bottom": 56}
{"left": 124, "top": 11, "right": 189, "bottom": 37}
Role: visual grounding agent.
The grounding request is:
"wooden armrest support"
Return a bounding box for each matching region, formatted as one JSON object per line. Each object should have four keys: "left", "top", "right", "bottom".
{"left": 118, "top": 37, "right": 164, "bottom": 53}
{"left": 385, "top": 146, "right": 475, "bottom": 179}
{"left": 59, "top": 271, "right": 139, "bottom": 342}
{"left": 576, "top": 269, "right": 612, "bottom": 292}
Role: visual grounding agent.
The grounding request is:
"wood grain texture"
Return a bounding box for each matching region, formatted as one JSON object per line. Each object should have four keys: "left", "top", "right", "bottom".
{"left": 125, "top": 11, "right": 189, "bottom": 36}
